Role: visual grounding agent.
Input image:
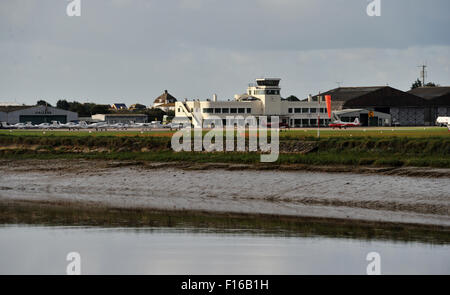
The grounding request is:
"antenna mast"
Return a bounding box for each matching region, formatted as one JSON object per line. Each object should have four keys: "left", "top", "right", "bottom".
{"left": 418, "top": 64, "right": 427, "bottom": 86}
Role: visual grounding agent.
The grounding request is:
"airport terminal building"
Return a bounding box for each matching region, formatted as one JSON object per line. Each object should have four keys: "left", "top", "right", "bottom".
{"left": 174, "top": 78, "right": 334, "bottom": 128}
{"left": 0, "top": 105, "right": 78, "bottom": 125}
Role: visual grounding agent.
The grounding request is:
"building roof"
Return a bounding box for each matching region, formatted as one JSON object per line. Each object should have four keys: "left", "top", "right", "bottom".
{"left": 313, "top": 86, "right": 428, "bottom": 108}
{"left": 0, "top": 105, "right": 34, "bottom": 113}
{"left": 111, "top": 103, "right": 127, "bottom": 109}
{"left": 312, "top": 87, "right": 386, "bottom": 102}
{"left": 154, "top": 90, "right": 177, "bottom": 104}
{"left": 156, "top": 102, "right": 176, "bottom": 107}
{"left": 408, "top": 87, "right": 450, "bottom": 99}
{"left": 0, "top": 102, "right": 21, "bottom": 107}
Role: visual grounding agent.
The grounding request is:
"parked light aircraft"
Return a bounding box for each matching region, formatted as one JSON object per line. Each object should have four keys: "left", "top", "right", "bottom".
{"left": 329, "top": 118, "right": 361, "bottom": 129}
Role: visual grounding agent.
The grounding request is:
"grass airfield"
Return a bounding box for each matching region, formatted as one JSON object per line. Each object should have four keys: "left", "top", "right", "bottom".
{"left": 0, "top": 126, "right": 448, "bottom": 139}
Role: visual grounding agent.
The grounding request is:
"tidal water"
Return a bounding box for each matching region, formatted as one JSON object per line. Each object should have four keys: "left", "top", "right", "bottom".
{"left": 0, "top": 225, "right": 448, "bottom": 275}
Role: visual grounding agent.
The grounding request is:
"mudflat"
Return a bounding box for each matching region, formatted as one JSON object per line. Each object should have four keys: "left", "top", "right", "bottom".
{"left": 0, "top": 159, "right": 449, "bottom": 228}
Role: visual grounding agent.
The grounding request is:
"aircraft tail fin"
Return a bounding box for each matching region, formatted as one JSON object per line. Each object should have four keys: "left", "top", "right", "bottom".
{"left": 354, "top": 118, "right": 360, "bottom": 124}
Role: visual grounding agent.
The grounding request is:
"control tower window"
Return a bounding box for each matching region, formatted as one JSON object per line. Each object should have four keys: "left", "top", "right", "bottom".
{"left": 230, "top": 108, "right": 237, "bottom": 113}
{"left": 256, "top": 80, "right": 280, "bottom": 87}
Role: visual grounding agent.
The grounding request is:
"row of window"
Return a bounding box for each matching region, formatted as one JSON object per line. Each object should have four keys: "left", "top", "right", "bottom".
{"left": 203, "top": 108, "right": 252, "bottom": 114}
{"left": 290, "top": 118, "right": 331, "bottom": 127}
{"left": 288, "top": 108, "right": 327, "bottom": 114}
{"left": 248, "top": 90, "right": 280, "bottom": 95}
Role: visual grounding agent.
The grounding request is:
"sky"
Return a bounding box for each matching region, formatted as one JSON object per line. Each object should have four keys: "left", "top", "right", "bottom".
{"left": 1, "top": 0, "right": 449, "bottom": 106}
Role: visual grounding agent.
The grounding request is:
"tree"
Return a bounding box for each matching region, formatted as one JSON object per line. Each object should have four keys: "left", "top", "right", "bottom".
{"left": 411, "top": 79, "right": 438, "bottom": 90}
{"left": 144, "top": 108, "right": 166, "bottom": 122}
{"left": 56, "top": 100, "right": 70, "bottom": 110}
{"left": 411, "top": 79, "right": 422, "bottom": 90}
{"left": 36, "top": 100, "right": 52, "bottom": 107}
{"left": 285, "top": 95, "right": 300, "bottom": 101}
{"left": 90, "top": 104, "right": 111, "bottom": 115}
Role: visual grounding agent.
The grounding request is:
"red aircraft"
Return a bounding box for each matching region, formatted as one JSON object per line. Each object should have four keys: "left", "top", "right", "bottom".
{"left": 329, "top": 118, "right": 361, "bottom": 129}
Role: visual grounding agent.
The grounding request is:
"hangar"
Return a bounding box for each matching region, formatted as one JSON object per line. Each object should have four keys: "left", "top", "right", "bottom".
{"left": 408, "top": 87, "right": 450, "bottom": 124}
{"left": 312, "top": 86, "right": 428, "bottom": 126}
{"left": 0, "top": 105, "right": 78, "bottom": 125}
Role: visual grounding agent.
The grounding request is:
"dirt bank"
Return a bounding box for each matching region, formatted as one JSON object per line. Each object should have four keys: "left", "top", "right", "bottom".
{"left": 0, "top": 159, "right": 449, "bottom": 228}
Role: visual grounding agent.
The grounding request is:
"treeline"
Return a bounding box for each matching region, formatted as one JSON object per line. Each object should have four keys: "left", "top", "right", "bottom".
{"left": 56, "top": 100, "right": 111, "bottom": 117}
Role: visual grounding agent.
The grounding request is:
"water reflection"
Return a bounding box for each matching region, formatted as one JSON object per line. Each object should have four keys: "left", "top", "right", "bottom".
{"left": 0, "top": 225, "right": 448, "bottom": 275}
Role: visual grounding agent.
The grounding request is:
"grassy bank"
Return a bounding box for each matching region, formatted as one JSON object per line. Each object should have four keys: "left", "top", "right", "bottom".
{"left": 0, "top": 133, "right": 449, "bottom": 168}
{"left": 1, "top": 200, "right": 448, "bottom": 244}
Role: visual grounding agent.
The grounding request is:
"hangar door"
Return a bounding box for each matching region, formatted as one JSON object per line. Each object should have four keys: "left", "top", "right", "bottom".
{"left": 20, "top": 115, "right": 67, "bottom": 124}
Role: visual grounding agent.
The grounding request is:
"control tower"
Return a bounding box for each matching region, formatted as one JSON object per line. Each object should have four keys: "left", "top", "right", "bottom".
{"left": 247, "top": 78, "right": 282, "bottom": 115}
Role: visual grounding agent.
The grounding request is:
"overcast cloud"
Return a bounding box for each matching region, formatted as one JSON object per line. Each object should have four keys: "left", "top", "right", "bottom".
{"left": 1, "top": 0, "right": 449, "bottom": 105}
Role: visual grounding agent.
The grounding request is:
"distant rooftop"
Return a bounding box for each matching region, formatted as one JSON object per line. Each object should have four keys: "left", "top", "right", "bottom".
{"left": 408, "top": 87, "right": 450, "bottom": 99}
{"left": 0, "top": 105, "right": 32, "bottom": 113}
{"left": 0, "top": 102, "right": 22, "bottom": 107}
{"left": 312, "top": 86, "right": 386, "bottom": 101}
{"left": 154, "top": 90, "right": 177, "bottom": 104}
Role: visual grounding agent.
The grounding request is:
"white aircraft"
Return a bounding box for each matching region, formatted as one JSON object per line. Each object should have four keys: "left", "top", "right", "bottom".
{"left": 164, "top": 122, "right": 184, "bottom": 130}
{"left": 329, "top": 118, "right": 361, "bottom": 129}
{"left": 87, "top": 121, "right": 108, "bottom": 130}
{"left": 132, "top": 122, "right": 150, "bottom": 128}
{"left": 37, "top": 123, "right": 52, "bottom": 129}
{"left": 0, "top": 122, "right": 12, "bottom": 129}
{"left": 59, "top": 122, "right": 79, "bottom": 129}
{"left": 149, "top": 121, "right": 163, "bottom": 129}
{"left": 109, "top": 123, "right": 129, "bottom": 130}
{"left": 10, "top": 123, "right": 25, "bottom": 129}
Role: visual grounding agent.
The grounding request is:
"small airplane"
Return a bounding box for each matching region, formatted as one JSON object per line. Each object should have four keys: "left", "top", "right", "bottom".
{"left": 329, "top": 118, "right": 361, "bottom": 129}
{"left": 164, "top": 122, "right": 184, "bottom": 130}
{"left": 109, "top": 123, "right": 129, "bottom": 130}
{"left": 148, "top": 121, "right": 163, "bottom": 129}
{"left": 0, "top": 122, "right": 12, "bottom": 129}
{"left": 58, "top": 122, "right": 79, "bottom": 129}
{"left": 10, "top": 123, "right": 25, "bottom": 129}
{"left": 87, "top": 121, "right": 108, "bottom": 130}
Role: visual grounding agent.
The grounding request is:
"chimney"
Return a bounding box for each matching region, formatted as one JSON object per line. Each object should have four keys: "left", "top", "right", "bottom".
{"left": 213, "top": 94, "right": 217, "bottom": 102}
{"left": 164, "top": 90, "right": 168, "bottom": 94}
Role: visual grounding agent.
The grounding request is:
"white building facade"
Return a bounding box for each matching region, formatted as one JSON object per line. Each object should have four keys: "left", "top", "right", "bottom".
{"left": 174, "top": 78, "right": 331, "bottom": 128}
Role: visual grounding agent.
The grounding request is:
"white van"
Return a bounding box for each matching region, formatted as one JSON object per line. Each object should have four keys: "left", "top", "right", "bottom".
{"left": 436, "top": 117, "right": 450, "bottom": 127}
